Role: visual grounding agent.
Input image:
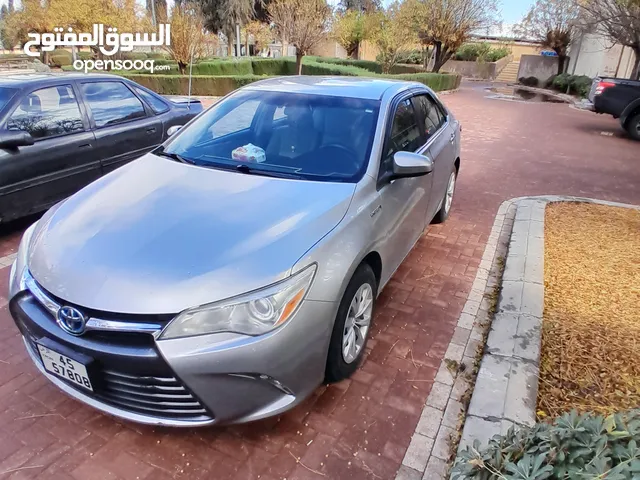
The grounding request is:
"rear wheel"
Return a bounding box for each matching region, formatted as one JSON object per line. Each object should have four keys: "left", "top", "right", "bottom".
{"left": 626, "top": 113, "right": 640, "bottom": 141}
{"left": 432, "top": 169, "right": 457, "bottom": 224}
{"left": 325, "top": 263, "right": 377, "bottom": 383}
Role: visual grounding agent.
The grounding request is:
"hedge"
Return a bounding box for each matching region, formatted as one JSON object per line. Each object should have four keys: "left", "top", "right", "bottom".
{"left": 304, "top": 56, "right": 425, "bottom": 74}
{"left": 121, "top": 71, "right": 461, "bottom": 96}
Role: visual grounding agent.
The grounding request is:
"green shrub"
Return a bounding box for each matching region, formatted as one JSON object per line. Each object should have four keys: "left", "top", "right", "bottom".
{"left": 52, "top": 48, "right": 72, "bottom": 60}
{"left": 397, "top": 50, "right": 423, "bottom": 65}
{"left": 251, "top": 58, "right": 295, "bottom": 75}
{"left": 551, "top": 73, "right": 593, "bottom": 97}
{"left": 192, "top": 59, "right": 254, "bottom": 76}
{"left": 380, "top": 73, "right": 461, "bottom": 91}
{"left": 304, "top": 56, "right": 382, "bottom": 73}
{"left": 519, "top": 76, "right": 539, "bottom": 87}
{"left": 453, "top": 410, "right": 640, "bottom": 480}
{"left": 302, "top": 59, "right": 371, "bottom": 76}
{"left": 78, "top": 51, "right": 94, "bottom": 60}
{"left": 120, "top": 74, "right": 266, "bottom": 96}
{"left": 122, "top": 52, "right": 148, "bottom": 61}
{"left": 390, "top": 63, "right": 425, "bottom": 74}
{"left": 50, "top": 54, "right": 72, "bottom": 67}
{"left": 455, "top": 43, "right": 510, "bottom": 62}
{"left": 146, "top": 52, "right": 168, "bottom": 60}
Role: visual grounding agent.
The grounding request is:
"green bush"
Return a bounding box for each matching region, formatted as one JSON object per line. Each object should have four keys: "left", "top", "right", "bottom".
{"left": 302, "top": 59, "right": 370, "bottom": 76}
{"left": 453, "top": 410, "right": 640, "bottom": 480}
{"left": 78, "top": 51, "right": 94, "bottom": 60}
{"left": 380, "top": 73, "right": 461, "bottom": 91}
{"left": 455, "top": 43, "right": 510, "bottom": 62}
{"left": 50, "top": 54, "right": 72, "bottom": 67}
{"left": 122, "top": 52, "right": 148, "bottom": 61}
{"left": 551, "top": 73, "right": 593, "bottom": 97}
{"left": 146, "top": 52, "right": 168, "bottom": 60}
{"left": 192, "top": 59, "right": 254, "bottom": 76}
{"left": 251, "top": 58, "right": 295, "bottom": 75}
{"left": 519, "top": 76, "right": 539, "bottom": 87}
{"left": 52, "top": 48, "right": 72, "bottom": 60}
{"left": 397, "top": 50, "right": 423, "bottom": 65}
{"left": 120, "top": 74, "right": 266, "bottom": 96}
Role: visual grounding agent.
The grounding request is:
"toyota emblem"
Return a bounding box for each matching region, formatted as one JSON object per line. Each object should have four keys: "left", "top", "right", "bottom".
{"left": 57, "top": 306, "right": 87, "bottom": 335}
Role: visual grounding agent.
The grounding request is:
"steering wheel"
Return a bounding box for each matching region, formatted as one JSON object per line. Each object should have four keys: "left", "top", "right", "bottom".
{"left": 321, "top": 144, "right": 360, "bottom": 171}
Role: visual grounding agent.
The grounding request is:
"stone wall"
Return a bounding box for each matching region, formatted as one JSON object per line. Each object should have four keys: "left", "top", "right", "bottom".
{"left": 442, "top": 55, "right": 513, "bottom": 80}
{"left": 517, "top": 55, "right": 562, "bottom": 84}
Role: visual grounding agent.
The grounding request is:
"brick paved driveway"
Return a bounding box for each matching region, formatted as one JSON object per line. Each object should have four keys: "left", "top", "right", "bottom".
{"left": 0, "top": 82, "right": 638, "bottom": 480}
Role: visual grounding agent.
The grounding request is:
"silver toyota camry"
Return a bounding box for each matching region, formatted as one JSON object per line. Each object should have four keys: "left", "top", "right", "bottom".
{"left": 8, "top": 76, "right": 461, "bottom": 426}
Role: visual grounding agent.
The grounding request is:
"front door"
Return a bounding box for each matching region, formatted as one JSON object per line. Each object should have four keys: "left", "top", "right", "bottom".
{"left": 412, "top": 93, "right": 455, "bottom": 221}
{"left": 0, "top": 84, "right": 99, "bottom": 222}
{"left": 373, "top": 94, "right": 433, "bottom": 287}
{"left": 78, "top": 80, "right": 163, "bottom": 175}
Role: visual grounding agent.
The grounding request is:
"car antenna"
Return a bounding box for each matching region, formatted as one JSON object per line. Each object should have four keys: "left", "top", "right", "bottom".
{"left": 187, "top": 44, "right": 194, "bottom": 110}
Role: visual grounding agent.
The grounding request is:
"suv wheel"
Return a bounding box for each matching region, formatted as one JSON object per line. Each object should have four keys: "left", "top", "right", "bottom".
{"left": 626, "top": 113, "right": 640, "bottom": 141}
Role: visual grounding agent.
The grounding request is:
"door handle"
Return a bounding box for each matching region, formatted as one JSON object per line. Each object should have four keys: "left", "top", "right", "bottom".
{"left": 450, "top": 133, "right": 456, "bottom": 143}
{"left": 146, "top": 127, "right": 156, "bottom": 134}
{"left": 78, "top": 143, "right": 92, "bottom": 148}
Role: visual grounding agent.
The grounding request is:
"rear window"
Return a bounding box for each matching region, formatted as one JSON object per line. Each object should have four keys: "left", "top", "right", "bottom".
{"left": 0, "top": 87, "right": 17, "bottom": 111}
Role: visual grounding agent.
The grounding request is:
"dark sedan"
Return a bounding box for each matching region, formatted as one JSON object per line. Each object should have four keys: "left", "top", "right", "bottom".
{"left": 0, "top": 73, "right": 202, "bottom": 223}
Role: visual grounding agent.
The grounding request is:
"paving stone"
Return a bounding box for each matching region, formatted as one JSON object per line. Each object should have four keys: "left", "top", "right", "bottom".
{"left": 457, "top": 312, "right": 475, "bottom": 329}
{"left": 426, "top": 382, "right": 452, "bottom": 411}
{"left": 441, "top": 399, "right": 463, "bottom": 429}
{"left": 521, "top": 282, "right": 544, "bottom": 318}
{"left": 514, "top": 314, "right": 542, "bottom": 362}
{"left": 467, "top": 354, "right": 509, "bottom": 419}
{"left": 499, "top": 281, "right": 524, "bottom": 314}
{"left": 422, "top": 456, "right": 448, "bottom": 480}
{"left": 416, "top": 405, "right": 444, "bottom": 438}
{"left": 486, "top": 312, "right": 518, "bottom": 357}
{"left": 451, "top": 327, "right": 471, "bottom": 346}
{"left": 451, "top": 374, "right": 471, "bottom": 403}
{"left": 504, "top": 359, "right": 538, "bottom": 427}
{"left": 458, "top": 416, "right": 501, "bottom": 451}
{"left": 433, "top": 362, "right": 454, "bottom": 386}
{"left": 502, "top": 253, "right": 525, "bottom": 282}
{"left": 396, "top": 465, "right": 423, "bottom": 480}
{"left": 402, "top": 433, "right": 434, "bottom": 471}
{"left": 431, "top": 426, "right": 454, "bottom": 460}
{"left": 524, "top": 254, "right": 544, "bottom": 285}
{"left": 444, "top": 343, "right": 465, "bottom": 363}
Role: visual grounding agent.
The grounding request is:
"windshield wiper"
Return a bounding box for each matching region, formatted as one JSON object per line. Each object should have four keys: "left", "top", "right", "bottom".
{"left": 155, "top": 148, "right": 195, "bottom": 165}
{"left": 235, "top": 164, "right": 303, "bottom": 180}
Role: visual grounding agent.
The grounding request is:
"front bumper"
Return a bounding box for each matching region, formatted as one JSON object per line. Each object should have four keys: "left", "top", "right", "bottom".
{"left": 10, "top": 283, "right": 337, "bottom": 426}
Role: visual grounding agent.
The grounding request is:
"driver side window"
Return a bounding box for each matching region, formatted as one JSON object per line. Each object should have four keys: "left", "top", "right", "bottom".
{"left": 379, "top": 97, "right": 423, "bottom": 180}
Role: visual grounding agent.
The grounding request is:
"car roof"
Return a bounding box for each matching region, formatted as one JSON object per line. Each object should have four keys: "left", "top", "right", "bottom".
{"left": 244, "top": 76, "right": 426, "bottom": 100}
{"left": 0, "top": 72, "right": 126, "bottom": 89}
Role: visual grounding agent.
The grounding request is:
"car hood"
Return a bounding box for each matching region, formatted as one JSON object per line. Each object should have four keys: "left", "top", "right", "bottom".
{"left": 28, "top": 154, "right": 355, "bottom": 314}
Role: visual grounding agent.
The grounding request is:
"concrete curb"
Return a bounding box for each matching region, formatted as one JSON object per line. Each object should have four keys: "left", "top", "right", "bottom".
{"left": 456, "top": 195, "right": 640, "bottom": 457}
{"left": 395, "top": 195, "right": 640, "bottom": 480}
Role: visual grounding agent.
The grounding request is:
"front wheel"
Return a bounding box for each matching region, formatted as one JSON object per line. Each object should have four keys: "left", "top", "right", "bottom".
{"left": 325, "top": 263, "right": 377, "bottom": 383}
{"left": 625, "top": 113, "right": 640, "bottom": 141}
{"left": 432, "top": 169, "right": 457, "bottom": 224}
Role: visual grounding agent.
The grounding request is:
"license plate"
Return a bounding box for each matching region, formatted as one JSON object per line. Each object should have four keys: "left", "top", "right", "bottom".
{"left": 37, "top": 344, "right": 93, "bottom": 391}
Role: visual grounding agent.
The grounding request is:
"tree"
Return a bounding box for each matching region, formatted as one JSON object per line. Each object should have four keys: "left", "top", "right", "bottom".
{"left": 269, "top": 0, "right": 330, "bottom": 74}
{"left": 371, "top": 3, "right": 412, "bottom": 73}
{"left": 338, "top": 0, "right": 381, "bottom": 12}
{"left": 399, "top": 0, "right": 498, "bottom": 73}
{"left": 163, "top": 2, "right": 207, "bottom": 73}
{"left": 332, "top": 10, "right": 377, "bottom": 59}
{"left": 515, "top": 0, "right": 580, "bottom": 75}
{"left": 146, "top": 0, "right": 169, "bottom": 23}
{"left": 196, "top": 0, "right": 262, "bottom": 55}
{"left": 579, "top": 0, "right": 640, "bottom": 79}
{"left": 243, "top": 20, "right": 273, "bottom": 54}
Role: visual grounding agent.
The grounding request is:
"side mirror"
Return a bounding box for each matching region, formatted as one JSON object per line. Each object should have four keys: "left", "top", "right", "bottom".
{"left": 167, "top": 125, "right": 182, "bottom": 137}
{"left": 386, "top": 151, "right": 433, "bottom": 183}
{"left": 0, "top": 130, "right": 35, "bottom": 149}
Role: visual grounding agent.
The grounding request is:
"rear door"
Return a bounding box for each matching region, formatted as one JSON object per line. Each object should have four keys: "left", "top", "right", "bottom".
{"left": 0, "top": 83, "right": 99, "bottom": 222}
{"left": 412, "top": 93, "right": 455, "bottom": 221}
{"left": 78, "top": 80, "right": 163, "bottom": 174}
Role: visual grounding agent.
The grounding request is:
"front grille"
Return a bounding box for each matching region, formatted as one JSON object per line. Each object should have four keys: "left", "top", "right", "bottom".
{"left": 21, "top": 320, "right": 212, "bottom": 423}
{"left": 95, "top": 370, "right": 210, "bottom": 420}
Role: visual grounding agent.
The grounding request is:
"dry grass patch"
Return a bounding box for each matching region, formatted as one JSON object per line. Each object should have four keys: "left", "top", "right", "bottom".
{"left": 538, "top": 202, "right": 640, "bottom": 417}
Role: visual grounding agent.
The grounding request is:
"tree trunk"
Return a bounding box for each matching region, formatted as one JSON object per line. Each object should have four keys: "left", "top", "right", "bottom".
{"left": 346, "top": 42, "right": 358, "bottom": 59}
{"left": 296, "top": 52, "right": 303, "bottom": 75}
{"left": 432, "top": 43, "right": 451, "bottom": 73}
{"left": 632, "top": 49, "right": 640, "bottom": 80}
{"left": 557, "top": 55, "right": 567, "bottom": 76}
{"left": 178, "top": 61, "right": 186, "bottom": 75}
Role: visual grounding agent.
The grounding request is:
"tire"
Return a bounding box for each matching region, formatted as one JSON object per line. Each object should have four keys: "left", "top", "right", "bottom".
{"left": 432, "top": 168, "right": 457, "bottom": 224}
{"left": 325, "top": 263, "right": 377, "bottom": 383}
{"left": 626, "top": 113, "right": 640, "bottom": 141}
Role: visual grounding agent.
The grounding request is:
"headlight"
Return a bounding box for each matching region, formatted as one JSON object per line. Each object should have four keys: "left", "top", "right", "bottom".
{"left": 8, "top": 222, "right": 37, "bottom": 299}
{"left": 160, "top": 264, "right": 317, "bottom": 339}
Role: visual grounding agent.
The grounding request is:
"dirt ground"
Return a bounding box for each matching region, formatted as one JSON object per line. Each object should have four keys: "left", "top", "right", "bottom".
{"left": 539, "top": 202, "right": 640, "bottom": 417}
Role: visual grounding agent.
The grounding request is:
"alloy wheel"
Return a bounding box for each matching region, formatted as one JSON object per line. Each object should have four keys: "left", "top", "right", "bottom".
{"left": 342, "top": 283, "right": 373, "bottom": 364}
{"left": 445, "top": 172, "right": 456, "bottom": 214}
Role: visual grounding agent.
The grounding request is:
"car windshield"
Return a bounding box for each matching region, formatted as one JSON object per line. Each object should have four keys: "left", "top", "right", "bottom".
{"left": 163, "top": 90, "right": 380, "bottom": 182}
{"left": 0, "top": 87, "right": 17, "bottom": 111}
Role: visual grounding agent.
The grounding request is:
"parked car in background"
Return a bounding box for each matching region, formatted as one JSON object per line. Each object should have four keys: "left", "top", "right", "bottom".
{"left": 0, "top": 73, "right": 202, "bottom": 223}
{"left": 8, "top": 77, "right": 461, "bottom": 426}
{"left": 589, "top": 77, "right": 640, "bottom": 140}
